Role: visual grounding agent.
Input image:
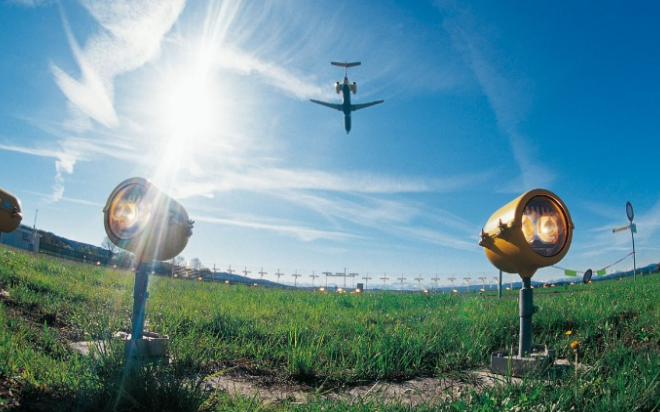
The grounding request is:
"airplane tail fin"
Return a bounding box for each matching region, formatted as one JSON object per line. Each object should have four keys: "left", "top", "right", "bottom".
{"left": 331, "top": 61, "right": 361, "bottom": 68}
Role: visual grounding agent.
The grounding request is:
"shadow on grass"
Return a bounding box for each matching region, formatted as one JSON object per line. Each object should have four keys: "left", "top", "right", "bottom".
{"left": 10, "top": 360, "right": 212, "bottom": 412}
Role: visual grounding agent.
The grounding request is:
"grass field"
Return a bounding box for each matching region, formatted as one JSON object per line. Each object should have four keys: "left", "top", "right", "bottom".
{"left": 0, "top": 245, "right": 659, "bottom": 411}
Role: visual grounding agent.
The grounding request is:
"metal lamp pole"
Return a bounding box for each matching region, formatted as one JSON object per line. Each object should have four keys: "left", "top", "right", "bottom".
{"left": 626, "top": 201, "right": 637, "bottom": 280}
{"left": 631, "top": 225, "right": 637, "bottom": 280}
{"left": 131, "top": 261, "right": 150, "bottom": 341}
{"left": 518, "top": 277, "right": 534, "bottom": 357}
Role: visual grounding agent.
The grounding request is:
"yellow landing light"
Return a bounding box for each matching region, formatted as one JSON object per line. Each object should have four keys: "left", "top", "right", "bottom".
{"left": 0, "top": 188, "right": 22, "bottom": 233}
{"left": 479, "top": 189, "right": 573, "bottom": 278}
{"left": 104, "top": 177, "right": 193, "bottom": 262}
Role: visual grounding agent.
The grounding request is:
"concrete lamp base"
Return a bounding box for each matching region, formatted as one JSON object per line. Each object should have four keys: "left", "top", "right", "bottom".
{"left": 119, "top": 331, "right": 170, "bottom": 366}
{"left": 490, "top": 344, "right": 555, "bottom": 377}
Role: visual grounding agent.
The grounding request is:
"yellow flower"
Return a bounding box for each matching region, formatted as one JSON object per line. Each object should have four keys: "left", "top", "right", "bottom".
{"left": 570, "top": 340, "right": 580, "bottom": 350}
{"left": 565, "top": 330, "right": 573, "bottom": 335}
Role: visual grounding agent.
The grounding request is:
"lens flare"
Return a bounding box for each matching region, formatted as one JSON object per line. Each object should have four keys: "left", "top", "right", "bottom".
{"left": 108, "top": 185, "right": 151, "bottom": 240}
{"left": 104, "top": 177, "right": 194, "bottom": 262}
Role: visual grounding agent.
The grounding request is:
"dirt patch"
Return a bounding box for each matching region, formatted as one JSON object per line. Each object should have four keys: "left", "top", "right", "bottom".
{"left": 203, "top": 368, "right": 521, "bottom": 406}
{"left": 201, "top": 360, "right": 580, "bottom": 407}
{"left": 0, "top": 378, "right": 21, "bottom": 410}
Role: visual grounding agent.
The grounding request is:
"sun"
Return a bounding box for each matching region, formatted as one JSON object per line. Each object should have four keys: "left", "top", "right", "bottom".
{"left": 137, "top": 7, "right": 254, "bottom": 190}
{"left": 162, "top": 73, "right": 217, "bottom": 141}
{"left": 147, "top": 45, "right": 229, "bottom": 184}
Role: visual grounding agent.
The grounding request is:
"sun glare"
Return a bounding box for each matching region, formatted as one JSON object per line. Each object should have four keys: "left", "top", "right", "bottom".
{"left": 141, "top": 6, "right": 254, "bottom": 190}
{"left": 150, "top": 51, "right": 228, "bottom": 183}
{"left": 163, "top": 75, "right": 216, "bottom": 140}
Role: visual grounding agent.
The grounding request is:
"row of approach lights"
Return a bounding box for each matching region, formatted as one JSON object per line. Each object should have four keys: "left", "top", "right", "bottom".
{"left": 105, "top": 182, "right": 575, "bottom": 375}
{"left": 0, "top": 179, "right": 628, "bottom": 376}
{"left": 103, "top": 181, "right": 574, "bottom": 279}
{"left": 179, "top": 269, "right": 581, "bottom": 290}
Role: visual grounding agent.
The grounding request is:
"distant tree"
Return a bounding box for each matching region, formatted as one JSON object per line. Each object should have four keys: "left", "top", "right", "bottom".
{"left": 101, "top": 237, "right": 121, "bottom": 255}
{"left": 190, "top": 258, "right": 203, "bottom": 271}
{"left": 101, "top": 237, "right": 133, "bottom": 268}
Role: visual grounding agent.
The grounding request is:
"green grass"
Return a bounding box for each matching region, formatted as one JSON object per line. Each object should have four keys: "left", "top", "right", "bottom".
{"left": 0, "top": 245, "right": 659, "bottom": 411}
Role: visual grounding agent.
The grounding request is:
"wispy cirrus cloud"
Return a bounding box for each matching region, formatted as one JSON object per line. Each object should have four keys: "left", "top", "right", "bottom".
{"left": 214, "top": 47, "right": 325, "bottom": 101}
{"left": 194, "top": 191, "right": 476, "bottom": 252}
{"left": 24, "top": 189, "right": 104, "bottom": 208}
{"left": 438, "top": 0, "right": 555, "bottom": 191}
{"left": 172, "top": 164, "right": 492, "bottom": 199}
{"left": 635, "top": 198, "right": 660, "bottom": 242}
{"left": 195, "top": 214, "right": 357, "bottom": 243}
{"left": 52, "top": 0, "right": 186, "bottom": 129}
{"left": 23, "top": 0, "right": 187, "bottom": 200}
{"left": 0, "top": 131, "right": 146, "bottom": 202}
{"left": 570, "top": 196, "right": 660, "bottom": 269}
{"left": 6, "top": 0, "right": 52, "bottom": 6}
{"left": 285, "top": 191, "right": 478, "bottom": 250}
{"left": 6, "top": 1, "right": 490, "bottom": 257}
{"left": 0, "top": 142, "right": 84, "bottom": 202}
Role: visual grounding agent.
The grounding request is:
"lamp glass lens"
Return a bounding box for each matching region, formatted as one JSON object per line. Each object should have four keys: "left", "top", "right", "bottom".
{"left": 108, "top": 184, "right": 151, "bottom": 239}
{"left": 522, "top": 196, "right": 568, "bottom": 257}
{"left": 521, "top": 214, "right": 536, "bottom": 243}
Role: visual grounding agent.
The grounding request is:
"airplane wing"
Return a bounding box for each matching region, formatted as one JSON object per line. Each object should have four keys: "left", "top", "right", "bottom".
{"left": 351, "top": 100, "right": 384, "bottom": 111}
{"left": 310, "top": 99, "right": 342, "bottom": 111}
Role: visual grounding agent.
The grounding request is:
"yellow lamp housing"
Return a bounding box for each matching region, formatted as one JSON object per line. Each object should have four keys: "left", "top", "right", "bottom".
{"left": 479, "top": 189, "right": 573, "bottom": 278}
{"left": 103, "top": 177, "right": 193, "bottom": 262}
{"left": 0, "top": 187, "right": 22, "bottom": 233}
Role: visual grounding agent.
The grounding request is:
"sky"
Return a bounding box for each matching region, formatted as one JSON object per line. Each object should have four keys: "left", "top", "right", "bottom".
{"left": 1, "top": 0, "right": 659, "bottom": 289}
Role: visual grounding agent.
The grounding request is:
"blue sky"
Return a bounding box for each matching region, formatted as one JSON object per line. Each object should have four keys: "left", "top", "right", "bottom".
{"left": 1, "top": 0, "right": 659, "bottom": 288}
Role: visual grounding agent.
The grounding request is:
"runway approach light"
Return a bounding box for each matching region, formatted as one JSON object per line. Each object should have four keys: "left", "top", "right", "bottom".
{"left": 104, "top": 177, "right": 193, "bottom": 262}
{"left": 479, "top": 189, "right": 573, "bottom": 377}
{"left": 0, "top": 187, "right": 22, "bottom": 233}
{"left": 103, "top": 177, "right": 193, "bottom": 366}
{"left": 479, "top": 189, "right": 572, "bottom": 278}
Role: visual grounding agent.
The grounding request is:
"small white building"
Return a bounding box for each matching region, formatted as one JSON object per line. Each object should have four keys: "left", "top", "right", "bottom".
{"left": 0, "top": 225, "right": 41, "bottom": 252}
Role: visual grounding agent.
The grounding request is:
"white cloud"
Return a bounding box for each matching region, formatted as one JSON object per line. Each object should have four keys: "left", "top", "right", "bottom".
{"left": 7, "top": 0, "right": 52, "bottom": 6}
{"left": 171, "top": 163, "right": 492, "bottom": 199}
{"left": 52, "top": 0, "right": 186, "bottom": 129}
{"left": 0, "top": 142, "right": 81, "bottom": 201}
{"left": 637, "top": 198, "right": 660, "bottom": 242}
{"left": 196, "top": 214, "right": 356, "bottom": 243}
{"left": 28, "top": 0, "right": 187, "bottom": 199}
{"left": 214, "top": 47, "right": 325, "bottom": 100}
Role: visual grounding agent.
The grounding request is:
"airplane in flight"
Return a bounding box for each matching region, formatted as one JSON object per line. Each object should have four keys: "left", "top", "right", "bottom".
{"left": 310, "top": 61, "right": 384, "bottom": 133}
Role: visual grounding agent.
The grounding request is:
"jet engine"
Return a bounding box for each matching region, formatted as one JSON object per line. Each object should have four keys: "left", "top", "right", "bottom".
{"left": 335, "top": 82, "right": 341, "bottom": 94}
{"left": 350, "top": 82, "right": 357, "bottom": 94}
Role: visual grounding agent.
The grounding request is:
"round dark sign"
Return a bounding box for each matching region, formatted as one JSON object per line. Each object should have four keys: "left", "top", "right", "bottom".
{"left": 583, "top": 268, "right": 593, "bottom": 284}
{"left": 626, "top": 201, "right": 634, "bottom": 222}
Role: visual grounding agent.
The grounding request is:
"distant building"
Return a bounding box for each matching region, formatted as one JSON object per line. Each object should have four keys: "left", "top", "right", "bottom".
{"left": 0, "top": 225, "right": 41, "bottom": 252}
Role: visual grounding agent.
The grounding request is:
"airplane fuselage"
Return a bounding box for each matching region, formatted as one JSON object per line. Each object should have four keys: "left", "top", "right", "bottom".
{"left": 339, "top": 78, "right": 354, "bottom": 132}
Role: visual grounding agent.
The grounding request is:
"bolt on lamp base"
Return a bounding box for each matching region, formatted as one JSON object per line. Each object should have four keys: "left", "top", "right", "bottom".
{"left": 491, "top": 344, "right": 555, "bottom": 377}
